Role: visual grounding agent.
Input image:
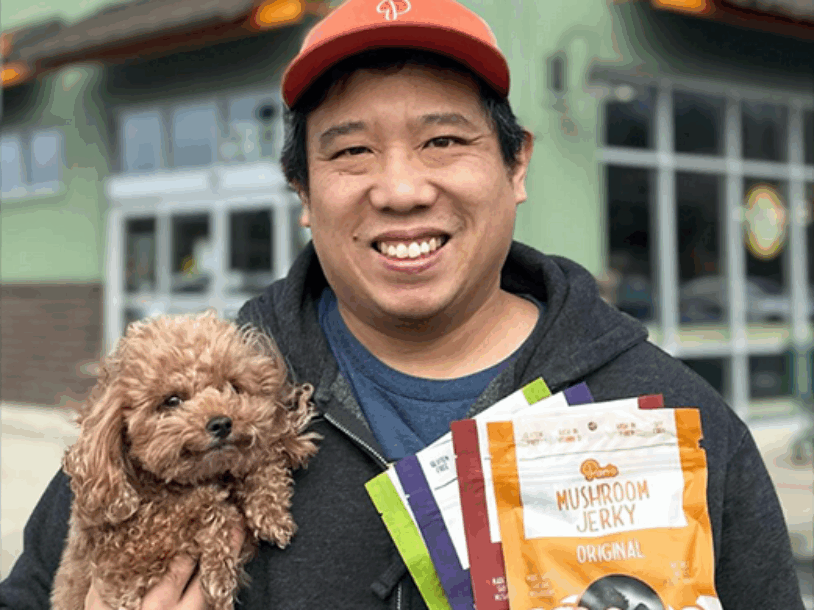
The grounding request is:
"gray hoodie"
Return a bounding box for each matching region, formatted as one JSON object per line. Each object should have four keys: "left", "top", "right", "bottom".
{"left": 0, "top": 242, "right": 804, "bottom": 609}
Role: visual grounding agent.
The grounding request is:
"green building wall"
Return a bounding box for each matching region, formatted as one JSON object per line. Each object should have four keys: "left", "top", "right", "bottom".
{"left": 463, "top": 0, "right": 615, "bottom": 277}
{"left": 1, "top": 65, "right": 110, "bottom": 284}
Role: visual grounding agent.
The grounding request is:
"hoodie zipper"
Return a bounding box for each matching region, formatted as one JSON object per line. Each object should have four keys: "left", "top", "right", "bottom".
{"left": 323, "top": 412, "right": 390, "bottom": 470}
{"left": 322, "top": 412, "right": 405, "bottom": 610}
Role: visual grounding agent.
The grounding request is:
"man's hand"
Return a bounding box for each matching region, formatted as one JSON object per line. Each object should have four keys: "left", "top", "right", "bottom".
{"left": 84, "top": 526, "right": 247, "bottom": 610}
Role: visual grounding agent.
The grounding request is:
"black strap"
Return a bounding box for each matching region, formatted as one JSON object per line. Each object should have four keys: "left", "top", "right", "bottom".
{"left": 370, "top": 553, "right": 408, "bottom": 600}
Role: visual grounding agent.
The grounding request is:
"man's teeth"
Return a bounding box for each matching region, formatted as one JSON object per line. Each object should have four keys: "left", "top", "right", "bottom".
{"left": 378, "top": 237, "right": 444, "bottom": 259}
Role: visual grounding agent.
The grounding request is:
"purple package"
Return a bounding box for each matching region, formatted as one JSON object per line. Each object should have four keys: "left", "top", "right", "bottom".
{"left": 394, "top": 456, "right": 474, "bottom": 610}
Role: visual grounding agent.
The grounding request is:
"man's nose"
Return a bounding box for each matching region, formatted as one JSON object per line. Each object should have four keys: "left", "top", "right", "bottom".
{"left": 369, "top": 149, "right": 436, "bottom": 212}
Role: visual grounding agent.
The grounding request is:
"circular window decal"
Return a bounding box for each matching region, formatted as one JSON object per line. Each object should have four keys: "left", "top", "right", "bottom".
{"left": 744, "top": 184, "right": 787, "bottom": 260}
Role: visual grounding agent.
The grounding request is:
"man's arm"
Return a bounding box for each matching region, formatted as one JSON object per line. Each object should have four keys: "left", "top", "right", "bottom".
{"left": 0, "top": 470, "right": 71, "bottom": 608}
{"left": 715, "top": 428, "right": 805, "bottom": 608}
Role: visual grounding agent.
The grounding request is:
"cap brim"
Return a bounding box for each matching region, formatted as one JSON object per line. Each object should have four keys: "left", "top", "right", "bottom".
{"left": 282, "top": 23, "right": 510, "bottom": 108}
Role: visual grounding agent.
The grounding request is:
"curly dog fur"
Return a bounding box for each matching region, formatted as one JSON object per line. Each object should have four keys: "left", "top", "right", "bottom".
{"left": 51, "top": 311, "right": 319, "bottom": 610}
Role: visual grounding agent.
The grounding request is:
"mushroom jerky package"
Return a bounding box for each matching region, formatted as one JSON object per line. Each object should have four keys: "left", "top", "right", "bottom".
{"left": 451, "top": 394, "right": 663, "bottom": 610}
{"left": 488, "top": 407, "right": 720, "bottom": 610}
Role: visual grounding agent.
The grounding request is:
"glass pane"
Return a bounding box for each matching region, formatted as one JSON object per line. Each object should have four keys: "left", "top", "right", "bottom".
{"left": 742, "top": 101, "right": 788, "bottom": 162}
{"left": 289, "top": 204, "right": 310, "bottom": 263}
{"left": 227, "top": 210, "right": 273, "bottom": 294}
{"left": 221, "top": 97, "right": 262, "bottom": 163}
{"left": 809, "top": 183, "right": 814, "bottom": 290}
{"left": 30, "top": 131, "right": 60, "bottom": 185}
{"left": 171, "top": 215, "right": 211, "bottom": 293}
{"left": 677, "top": 173, "right": 725, "bottom": 325}
{"left": 805, "top": 110, "right": 813, "bottom": 166}
{"left": 172, "top": 105, "right": 218, "bottom": 168}
{"left": 605, "top": 88, "right": 653, "bottom": 149}
{"left": 744, "top": 178, "right": 789, "bottom": 324}
{"left": 750, "top": 353, "right": 792, "bottom": 399}
{"left": 606, "top": 166, "right": 654, "bottom": 321}
{"left": 674, "top": 91, "right": 724, "bottom": 155}
{"left": 682, "top": 358, "right": 728, "bottom": 398}
{"left": 124, "top": 113, "right": 162, "bottom": 172}
{"left": 125, "top": 218, "right": 156, "bottom": 293}
{"left": 1, "top": 137, "right": 24, "bottom": 193}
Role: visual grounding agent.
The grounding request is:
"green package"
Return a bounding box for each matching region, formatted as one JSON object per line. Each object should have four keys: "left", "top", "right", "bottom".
{"left": 365, "top": 468, "right": 453, "bottom": 610}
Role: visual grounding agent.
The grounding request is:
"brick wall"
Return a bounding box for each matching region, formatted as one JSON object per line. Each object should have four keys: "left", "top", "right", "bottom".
{"left": 0, "top": 284, "right": 103, "bottom": 406}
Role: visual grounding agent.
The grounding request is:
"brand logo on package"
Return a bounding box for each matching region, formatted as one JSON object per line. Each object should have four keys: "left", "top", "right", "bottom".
{"left": 376, "top": 0, "right": 411, "bottom": 21}
{"left": 580, "top": 459, "right": 619, "bottom": 482}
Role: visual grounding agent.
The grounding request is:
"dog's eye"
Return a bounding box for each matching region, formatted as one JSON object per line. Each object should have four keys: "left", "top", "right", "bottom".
{"left": 229, "top": 381, "right": 243, "bottom": 394}
{"left": 162, "top": 395, "right": 183, "bottom": 408}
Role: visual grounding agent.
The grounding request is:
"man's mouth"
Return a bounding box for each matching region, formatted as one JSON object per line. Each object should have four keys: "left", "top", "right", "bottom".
{"left": 373, "top": 236, "right": 448, "bottom": 260}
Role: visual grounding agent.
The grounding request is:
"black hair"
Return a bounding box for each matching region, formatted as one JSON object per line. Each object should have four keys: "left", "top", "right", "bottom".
{"left": 280, "top": 48, "right": 528, "bottom": 195}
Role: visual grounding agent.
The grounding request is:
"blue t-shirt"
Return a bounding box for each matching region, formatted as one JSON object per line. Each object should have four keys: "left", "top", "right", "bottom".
{"left": 317, "top": 288, "right": 542, "bottom": 461}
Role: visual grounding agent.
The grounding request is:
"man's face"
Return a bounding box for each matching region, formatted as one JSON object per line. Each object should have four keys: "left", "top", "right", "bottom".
{"left": 301, "top": 65, "right": 532, "bottom": 328}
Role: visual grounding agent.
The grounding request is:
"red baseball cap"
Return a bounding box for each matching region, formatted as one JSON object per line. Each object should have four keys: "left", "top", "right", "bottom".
{"left": 281, "top": 0, "right": 510, "bottom": 108}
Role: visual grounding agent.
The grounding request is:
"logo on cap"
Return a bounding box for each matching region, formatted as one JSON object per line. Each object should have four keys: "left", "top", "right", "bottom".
{"left": 376, "top": 0, "right": 411, "bottom": 21}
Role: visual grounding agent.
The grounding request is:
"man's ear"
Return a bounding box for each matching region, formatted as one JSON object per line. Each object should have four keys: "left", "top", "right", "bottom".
{"left": 511, "top": 130, "right": 535, "bottom": 206}
{"left": 294, "top": 184, "right": 311, "bottom": 228}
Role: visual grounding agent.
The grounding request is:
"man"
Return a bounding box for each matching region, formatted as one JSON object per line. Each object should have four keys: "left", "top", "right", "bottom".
{"left": 0, "top": 0, "right": 805, "bottom": 608}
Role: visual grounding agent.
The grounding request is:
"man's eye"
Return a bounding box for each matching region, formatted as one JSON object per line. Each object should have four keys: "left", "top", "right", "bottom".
{"left": 333, "top": 146, "right": 370, "bottom": 159}
{"left": 426, "top": 136, "right": 466, "bottom": 148}
{"left": 162, "top": 395, "right": 183, "bottom": 408}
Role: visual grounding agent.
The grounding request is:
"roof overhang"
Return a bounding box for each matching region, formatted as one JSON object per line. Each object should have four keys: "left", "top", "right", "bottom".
{"left": 648, "top": 0, "right": 814, "bottom": 38}
{"left": 1, "top": 0, "right": 331, "bottom": 88}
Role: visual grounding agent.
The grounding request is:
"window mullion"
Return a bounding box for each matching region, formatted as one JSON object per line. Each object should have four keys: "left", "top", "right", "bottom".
{"left": 156, "top": 210, "right": 172, "bottom": 313}
{"left": 654, "top": 84, "right": 679, "bottom": 352}
{"left": 210, "top": 201, "right": 229, "bottom": 317}
{"left": 105, "top": 206, "right": 126, "bottom": 353}
{"left": 787, "top": 102, "right": 811, "bottom": 400}
{"left": 724, "top": 96, "right": 749, "bottom": 419}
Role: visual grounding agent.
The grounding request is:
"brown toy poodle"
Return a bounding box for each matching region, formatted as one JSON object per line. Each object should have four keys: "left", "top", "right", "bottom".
{"left": 51, "top": 310, "right": 319, "bottom": 610}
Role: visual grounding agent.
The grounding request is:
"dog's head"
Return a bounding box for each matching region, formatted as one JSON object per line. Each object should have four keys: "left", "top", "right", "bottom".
{"left": 64, "top": 310, "right": 315, "bottom": 525}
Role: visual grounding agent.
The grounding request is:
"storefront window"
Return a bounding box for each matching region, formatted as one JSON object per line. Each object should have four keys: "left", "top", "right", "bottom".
{"left": 681, "top": 358, "right": 728, "bottom": 398}
{"left": 125, "top": 218, "right": 156, "bottom": 293}
{"left": 744, "top": 179, "right": 789, "bottom": 324}
{"left": 674, "top": 91, "right": 724, "bottom": 156}
{"left": 742, "top": 101, "right": 788, "bottom": 162}
{"left": 749, "top": 352, "right": 793, "bottom": 399}
{"left": 228, "top": 209, "right": 273, "bottom": 293}
{"left": 607, "top": 166, "right": 654, "bottom": 321}
{"left": 172, "top": 105, "right": 218, "bottom": 168}
{"left": 171, "top": 215, "right": 210, "bottom": 293}
{"left": 123, "top": 112, "right": 163, "bottom": 172}
{"left": 605, "top": 88, "right": 654, "bottom": 149}
{"left": 30, "top": 131, "right": 62, "bottom": 187}
{"left": 0, "top": 136, "right": 24, "bottom": 194}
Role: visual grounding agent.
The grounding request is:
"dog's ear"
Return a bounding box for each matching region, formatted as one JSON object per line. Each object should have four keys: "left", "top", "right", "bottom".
{"left": 279, "top": 383, "right": 320, "bottom": 469}
{"left": 63, "top": 375, "right": 140, "bottom": 525}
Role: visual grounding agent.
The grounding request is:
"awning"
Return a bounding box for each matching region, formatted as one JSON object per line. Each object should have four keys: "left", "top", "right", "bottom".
{"left": 649, "top": 0, "right": 814, "bottom": 38}
{"left": 1, "top": 0, "right": 330, "bottom": 88}
{"left": 725, "top": 0, "right": 814, "bottom": 22}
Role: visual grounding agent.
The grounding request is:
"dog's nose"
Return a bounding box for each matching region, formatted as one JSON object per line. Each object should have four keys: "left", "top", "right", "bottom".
{"left": 206, "top": 416, "right": 232, "bottom": 439}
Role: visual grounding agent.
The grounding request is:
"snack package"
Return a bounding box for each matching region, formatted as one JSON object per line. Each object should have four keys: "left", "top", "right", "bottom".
{"left": 479, "top": 395, "right": 664, "bottom": 547}
{"left": 365, "top": 468, "right": 452, "bottom": 610}
{"left": 394, "top": 378, "right": 562, "bottom": 610}
{"left": 450, "top": 385, "right": 596, "bottom": 610}
{"left": 488, "top": 407, "right": 719, "bottom": 610}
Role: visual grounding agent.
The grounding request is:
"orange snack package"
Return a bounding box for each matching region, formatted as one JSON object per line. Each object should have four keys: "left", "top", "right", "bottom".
{"left": 488, "top": 407, "right": 720, "bottom": 610}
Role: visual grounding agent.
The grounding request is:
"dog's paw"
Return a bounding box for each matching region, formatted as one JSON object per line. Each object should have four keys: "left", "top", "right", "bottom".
{"left": 251, "top": 511, "right": 296, "bottom": 548}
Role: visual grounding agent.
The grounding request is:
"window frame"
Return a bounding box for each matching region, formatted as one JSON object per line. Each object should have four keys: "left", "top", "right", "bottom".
{"left": 598, "top": 74, "right": 814, "bottom": 419}
{"left": 0, "top": 127, "right": 66, "bottom": 199}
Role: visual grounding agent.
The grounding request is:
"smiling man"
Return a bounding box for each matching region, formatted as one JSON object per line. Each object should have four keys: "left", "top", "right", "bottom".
{"left": 0, "top": 0, "right": 805, "bottom": 609}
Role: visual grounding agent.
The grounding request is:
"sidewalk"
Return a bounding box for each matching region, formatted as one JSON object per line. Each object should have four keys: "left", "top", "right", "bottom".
{"left": 1, "top": 402, "right": 812, "bottom": 606}
{"left": 1, "top": 402, "right": 78, "bottom": 578}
